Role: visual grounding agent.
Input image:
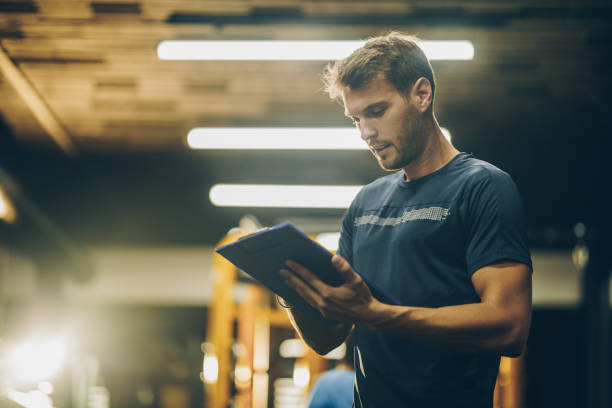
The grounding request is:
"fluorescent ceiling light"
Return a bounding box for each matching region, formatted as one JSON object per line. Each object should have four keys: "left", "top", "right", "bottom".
{"left": 157, "top": 40, "right": 474, "bottom": 61}
{"left": 209, "top": 184, "right": 362, "bottom": 208}
{"left": 188, "top": 127, "right": 363, "bottom": 150}
{"left": 188, "top": 127, "right": 450, "bottom": 150}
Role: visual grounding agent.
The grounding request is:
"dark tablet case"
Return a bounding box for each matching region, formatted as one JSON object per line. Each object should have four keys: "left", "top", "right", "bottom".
{"left": 215, "top": 222, "right": 399, "bottom": 326}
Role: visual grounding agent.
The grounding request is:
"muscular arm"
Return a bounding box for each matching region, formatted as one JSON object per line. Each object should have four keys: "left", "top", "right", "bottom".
{"left": 282, "top": 255, "right": 532, "bottom": 357}
{"left": 367, "top": 261, "right": 532, "bottom": 356}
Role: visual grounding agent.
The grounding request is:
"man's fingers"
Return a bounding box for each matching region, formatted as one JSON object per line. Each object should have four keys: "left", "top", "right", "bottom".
{"left": 280, "top": 268, "right": 320, "bottom": 307}
{"left": 284, "top": 259, "right": 332, "bottom": 292}
{"left": 332, "top": 254, "right": 359, "bottom": 283}
{"left": 287, "top": 256, "right": 359, "bottom": 286}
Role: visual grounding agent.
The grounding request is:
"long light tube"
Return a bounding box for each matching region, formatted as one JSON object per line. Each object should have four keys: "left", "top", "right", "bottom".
{"left": 188, "top": 127, "right": 450, "bottom": 150}
{"left": 188, "top": 127, "right": 362, "bottom": 150}
{"left": 157, "top": 40, "right": 474, "bottom": 61}
{"left": 209, "top": 184, "right": 362, "bottom": 208}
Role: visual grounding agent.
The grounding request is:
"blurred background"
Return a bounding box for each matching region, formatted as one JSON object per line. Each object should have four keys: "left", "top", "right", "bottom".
{"left": 0, "top": 1, "right": 610, "bottom": 407}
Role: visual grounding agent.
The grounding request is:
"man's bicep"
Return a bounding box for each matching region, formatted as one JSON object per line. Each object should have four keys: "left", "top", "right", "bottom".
{"left": 472, "top": 261, "right": 532, "bottom": 344}
{"left": 471, "top": 262, "right": 532, "bottom": 310}
{"left": 472, "top": 262, "right": 532, "bottom": 355}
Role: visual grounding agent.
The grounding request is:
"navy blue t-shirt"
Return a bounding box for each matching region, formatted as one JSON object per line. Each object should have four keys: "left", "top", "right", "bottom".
{"left": 337, "top": 152, "right": 532, "bottom": 408}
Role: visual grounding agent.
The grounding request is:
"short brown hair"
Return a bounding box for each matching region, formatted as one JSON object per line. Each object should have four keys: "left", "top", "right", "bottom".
{"left": 322, "top": 32, "right": 436, "bottom": 103}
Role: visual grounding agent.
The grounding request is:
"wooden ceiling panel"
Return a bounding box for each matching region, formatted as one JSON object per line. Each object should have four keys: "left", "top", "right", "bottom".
{"left": 302, "top": 1, "right": 412, "bottom": 16}
{"left": 0, "top": 85, "right": 49, "bottom": 140}
{"left": 148, "top": 0, "right": 252, "bottom": 20}
{"left": 176, "top": 94, "right": 268, "bottom": 116}
{"left": 35, "top": 0, "right": 93, "bottom": 19}
{"left": 29, "top": 78, "right": 95, "bottom": 100}
{"left": 0, "top": 0, "right": 609, "bottom": 153}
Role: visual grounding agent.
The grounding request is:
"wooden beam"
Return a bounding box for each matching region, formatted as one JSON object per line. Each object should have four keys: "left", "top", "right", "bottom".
{"left": 0, "top": 43, "right": 76, "bottom": 156}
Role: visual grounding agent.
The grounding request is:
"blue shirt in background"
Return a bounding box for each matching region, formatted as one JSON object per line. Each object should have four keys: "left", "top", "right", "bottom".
{"left": 308, "top": 368, "right": 355, "bottom": 408}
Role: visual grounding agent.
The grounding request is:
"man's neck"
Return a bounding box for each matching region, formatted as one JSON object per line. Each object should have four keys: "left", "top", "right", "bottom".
{"left": 402, "top": 122, "right": 460, "bottom": 182}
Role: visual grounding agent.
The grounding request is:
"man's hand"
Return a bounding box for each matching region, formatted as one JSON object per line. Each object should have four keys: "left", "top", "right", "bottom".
{"left": 280, "top": 254, "right": 383, "bottom": 327}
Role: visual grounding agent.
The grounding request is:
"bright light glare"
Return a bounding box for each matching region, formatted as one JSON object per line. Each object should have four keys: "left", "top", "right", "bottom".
{"left": 8, "top": 389, "right": 53, "bottom": 408}
{"left": 209, "top": 184, "right": 362, "bottom": 209}
{"left": 275, "top": 394, "right": 305, "bottom": 405}
{"left": 0, "top": 192, "right": 7, "bottom": 213}
{"left": 188, "top": 127, "right": 449, "bottom": 150}
{"left": 38, "top": 382, "right": 54, "bottom": 395}
{"left": 188, "top": 127, "right": 364, "bottom": 150}
{"left": 8, "top": 338, "right": 66, "bottom": 382}
{"left": 292, "top": 361, "right": 310, "bottom": 388}
{"left": 202, "top": 354, "right": 219, "bottom": 384}
{"left": 157, "top": 40, "right": 474, "bottom": 61}
{"left": 234, "top": 364, "right": 252, "bottom": 384}
{"left": 279, "top": 339, "right": 307, "bottom": 358}
{"left": 316, "top": 232, "right": 341, "bottom": 252}
{"left": 0, "top": 187, "right": 17, "bottom": 223}
{"left": 441, "top": 127, "right": 451, "bottom": 142}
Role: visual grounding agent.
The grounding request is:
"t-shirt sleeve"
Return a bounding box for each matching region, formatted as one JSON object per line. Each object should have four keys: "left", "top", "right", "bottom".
{"left": 462, "top": 169, "right": 532, "bottom": 276}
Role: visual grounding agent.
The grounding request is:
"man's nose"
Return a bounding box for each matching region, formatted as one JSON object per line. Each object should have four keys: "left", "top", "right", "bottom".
{"left": 359, "top": 121, "right": 377, "bottom": 141}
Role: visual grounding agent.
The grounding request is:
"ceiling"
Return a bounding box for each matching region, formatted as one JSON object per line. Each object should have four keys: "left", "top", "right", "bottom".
{"left": 0, "top": 1, "right": 610, "bottom": 269}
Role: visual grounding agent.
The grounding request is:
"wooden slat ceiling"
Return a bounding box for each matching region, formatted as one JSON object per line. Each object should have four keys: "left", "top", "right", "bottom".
{"left": 1, "top": 0, "right": 610, "bottom": 151}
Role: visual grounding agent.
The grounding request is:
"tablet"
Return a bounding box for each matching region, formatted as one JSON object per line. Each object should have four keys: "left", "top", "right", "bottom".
{"left": 215, "top": 222, "right": 399, "bottom": 326}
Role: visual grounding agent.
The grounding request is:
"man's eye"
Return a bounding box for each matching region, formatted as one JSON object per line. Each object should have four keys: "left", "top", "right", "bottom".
{"left": 370, "top": 109, "right": 385, "bottom": 117}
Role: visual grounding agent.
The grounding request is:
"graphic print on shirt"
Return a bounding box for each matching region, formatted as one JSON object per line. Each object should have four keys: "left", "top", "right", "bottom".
{"left": 354, "top": 206, "right": 450, "bottom": 228}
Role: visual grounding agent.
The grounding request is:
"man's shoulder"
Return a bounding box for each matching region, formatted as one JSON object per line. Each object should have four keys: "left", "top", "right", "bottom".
{"left": 455, "top": 154, "right": 515, "bottom": 187}
{"left": 457, "top": 154, "right": 506, "bottom": 175}
{"left": 457, "top": 155, "right": 524, "bottom": 209}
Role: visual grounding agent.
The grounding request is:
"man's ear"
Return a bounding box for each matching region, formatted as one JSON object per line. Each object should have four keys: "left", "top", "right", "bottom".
{"left": 412, "top": 77, "right": 433, "bottom": 113}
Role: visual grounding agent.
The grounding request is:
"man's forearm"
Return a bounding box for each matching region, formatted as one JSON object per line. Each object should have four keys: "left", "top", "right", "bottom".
{"left": 285, "top": 307, "right": 353, "bottom": 355}
{"left": 365, "top": 301, "right": 530, "bottom": 357}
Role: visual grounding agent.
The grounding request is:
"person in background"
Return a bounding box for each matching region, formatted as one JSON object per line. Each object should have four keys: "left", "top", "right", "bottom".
{"left": 279, "top": 32, "right": 532, "bottom": 407}
{"left": 307, "top": 336, "right": 355, "bottom": 408}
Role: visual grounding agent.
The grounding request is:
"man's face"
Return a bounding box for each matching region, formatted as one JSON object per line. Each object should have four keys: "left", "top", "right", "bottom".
{"left": 342, "top": 78, "right": 428, "bottom": 171}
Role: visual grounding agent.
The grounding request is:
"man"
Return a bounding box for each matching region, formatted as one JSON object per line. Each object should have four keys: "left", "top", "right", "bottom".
{"left": 279, "top": 32, "right": 532, "bottom": 407}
